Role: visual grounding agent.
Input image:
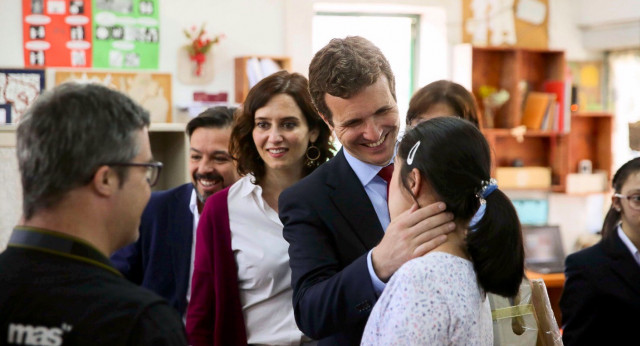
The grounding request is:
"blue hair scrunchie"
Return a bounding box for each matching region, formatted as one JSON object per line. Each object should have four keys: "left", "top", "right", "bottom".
{"left": 469, "top": 179, "right": 498, "bottom": 231}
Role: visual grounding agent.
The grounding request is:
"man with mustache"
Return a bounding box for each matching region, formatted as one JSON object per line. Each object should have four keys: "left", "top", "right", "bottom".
{"left": 111, "top": 106, "right": 240, "bottom": 319}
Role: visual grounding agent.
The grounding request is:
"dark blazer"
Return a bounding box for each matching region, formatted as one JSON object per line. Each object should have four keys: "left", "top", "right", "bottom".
{"left": 111, "top": 183, "right": 194, "bottom": 317}
{"left": 279, "top": 149, "right": 385, "bottom": 346}
{"left": 559, "top": 227, "right": 640, "bottom": 345}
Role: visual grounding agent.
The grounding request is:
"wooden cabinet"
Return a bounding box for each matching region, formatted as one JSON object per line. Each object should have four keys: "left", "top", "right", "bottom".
{"left": 465, "top": 46, "right": 612, "bottom": 192}
{"left": 567, "top": 112, "right": 613, "bottom": 180}
{"left": 483, "top": 129, "right": 568, "bottom": 191}
{"left": 148, "top": 123, "right": 190, "bottom": 191}
{"left": 470, "top": 47, "right": 565, "bottom": 129}
{"left": 234, "top": 56, "right": 291, "bottom": 103}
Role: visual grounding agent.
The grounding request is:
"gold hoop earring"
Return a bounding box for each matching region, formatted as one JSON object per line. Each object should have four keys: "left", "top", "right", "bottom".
{"left": 305, "top": 144, "right": 321, "bottom": 167}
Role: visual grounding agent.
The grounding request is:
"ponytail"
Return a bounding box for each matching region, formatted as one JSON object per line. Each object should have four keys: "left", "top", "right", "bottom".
{"left": 601, "top": 207, "right": 620, "bottom": 238}
{"left": 466, "top": 189, "right": 525, "bottom": 298}
{"left": 397, "top": 117, "right": 525, "bottom": 299}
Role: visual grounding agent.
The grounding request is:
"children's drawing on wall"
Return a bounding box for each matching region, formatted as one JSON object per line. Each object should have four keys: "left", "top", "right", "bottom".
{"left": 54, "top": 70, "right": 171, "bottom": 123}
{"left": 463, "top": 0, "right": 548, "bottom": 49}
{"left": 0, "top": 69, "right": 45, "bottom": 124}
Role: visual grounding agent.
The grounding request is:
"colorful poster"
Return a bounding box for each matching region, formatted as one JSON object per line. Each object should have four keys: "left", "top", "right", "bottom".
{"left": 55, "top": 70, "right": 171, "bottom": 122}
{"left": 92, "top": 0, "right": 159, "bottom": 69}
{"left": 22, "top": 0, "right": 93, "bottom": 68}
{"left": 0, "top": 69, "right": 46, "bottom": 124}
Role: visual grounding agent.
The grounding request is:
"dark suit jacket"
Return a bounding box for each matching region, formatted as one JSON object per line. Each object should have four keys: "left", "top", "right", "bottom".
{"left": 111, "top": 183, "right": 194, "bottom": 317}
{"left": 559, "top": 227, "right": 640, "bottom": 345}
{"left": 279, "top": 149, "right": 385, "bottom": 346}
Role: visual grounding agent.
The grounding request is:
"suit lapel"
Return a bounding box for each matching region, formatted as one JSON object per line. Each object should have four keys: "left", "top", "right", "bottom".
{"left": 327, "top": 150, "right": 385, "bottom": 250}
{"left": 169, "top": 184, "right": 195, "bottom": 300}
{"left": 604, "top": 230, "right": 640, "bottom": 296}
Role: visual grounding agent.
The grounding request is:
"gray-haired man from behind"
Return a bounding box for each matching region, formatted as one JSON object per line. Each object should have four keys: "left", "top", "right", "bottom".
{"left": 0, "top": 83, "right": 187, "bottom": 345}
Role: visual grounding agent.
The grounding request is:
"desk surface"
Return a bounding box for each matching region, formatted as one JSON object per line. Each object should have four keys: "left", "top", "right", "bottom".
{"left": 526, "top": 270, "right": 565, "bottom": 288}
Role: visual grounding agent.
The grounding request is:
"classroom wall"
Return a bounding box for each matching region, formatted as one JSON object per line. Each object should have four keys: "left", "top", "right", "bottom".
{"left": 0, "top": 0, "right": 611, "bottom": 252}
{"left": 0, "top": 0, "right": 598, "bottom": 105}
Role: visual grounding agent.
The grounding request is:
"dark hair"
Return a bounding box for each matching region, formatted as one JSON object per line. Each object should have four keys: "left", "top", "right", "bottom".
{"left": 308, "top": 36, "right": 396, "bottom": 126}
{"left": 17, "top": 83, "right": 150, "bottom": 220}
{"left": 407, "top": 80, "right": 480, "bottom": 128}
{"left": 602, "top": 157, "right": 640, "bottom": 238}
{"left": 397, "top": 117, "right": 524, "bottom": 297}
{"left": 186, "top": 106, "right": 236, "bottom": 138}
{"left": 230, "top": 70, "right": 333, "bottom": 184}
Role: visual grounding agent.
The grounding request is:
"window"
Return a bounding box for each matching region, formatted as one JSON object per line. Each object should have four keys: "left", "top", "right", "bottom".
{"left": 607, "top": 50, "right": 640, "bottom": 170}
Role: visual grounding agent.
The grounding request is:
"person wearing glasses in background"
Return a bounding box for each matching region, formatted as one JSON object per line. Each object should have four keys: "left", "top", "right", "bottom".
{"left": 0, "top": 83, "right": 187, "bottom": 345}
{"left": 560, "top": 157, "right": 640, "bottom": 346}
{"left": 111, "top": 106, "right": 240, "bottom": 319}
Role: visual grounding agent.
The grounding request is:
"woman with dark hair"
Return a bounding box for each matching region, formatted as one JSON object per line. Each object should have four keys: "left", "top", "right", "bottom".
{"left": 560, "top": 157, "right": 640, "bottom": 345}
{"left": 186, "top": 70, "right": 333, "bottom": 346}
{"left": 406, "top": 80, "right": 480, "bottom": 128}
{"left": 361, "top": 116, "right": 524, "bottom": 345}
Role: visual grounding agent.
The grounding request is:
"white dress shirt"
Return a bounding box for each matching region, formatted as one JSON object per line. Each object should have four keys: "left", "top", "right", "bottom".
{"left": 229, "top": 175, "right": 311, "bottom": 345}
{"left": 618, "top": 225, "right": 640, "bottom": 267}
{"left": 184, "top": 189, "right": 200, "bottom": 324}
{"left": 343, "top": 149, "right": 393, "bottom": 294}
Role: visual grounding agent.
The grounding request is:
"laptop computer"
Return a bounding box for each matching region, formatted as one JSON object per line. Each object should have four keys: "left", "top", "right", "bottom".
{"left": 522, "top": 225, "right": 566, "bottom": 274}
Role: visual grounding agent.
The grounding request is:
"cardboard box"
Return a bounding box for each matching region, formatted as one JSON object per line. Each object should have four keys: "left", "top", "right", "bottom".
{"left": 566, "top": 171, "right": 608, "bottom": 194}
{"left": 496, "top": 167, "right": 552, "bottom": 189}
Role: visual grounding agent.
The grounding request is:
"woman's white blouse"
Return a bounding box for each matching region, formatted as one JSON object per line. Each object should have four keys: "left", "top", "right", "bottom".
{"left": 229, "top": 175, "right": 309, "bottom": 345}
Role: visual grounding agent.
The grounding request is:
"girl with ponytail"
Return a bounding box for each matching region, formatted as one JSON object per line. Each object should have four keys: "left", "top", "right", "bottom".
{"left": 362, "top": 116, "right": 524, "bottom": 345}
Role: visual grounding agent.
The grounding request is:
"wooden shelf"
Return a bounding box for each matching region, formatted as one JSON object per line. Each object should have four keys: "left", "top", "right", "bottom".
{"left": 468, "top": 47, "right": 612, "bottom": 193}
{"left": 471, "top": 47, "right": 564, "bottom": 129}
{"left": 148, "top": 124, "right": 189, "bottom": 191}
{"left": 234, "top": 56, "right": 291, "bottom": 103}
{"left": 0, "top": 123, "right": 189, "bottom": 191}
{"left": 483, "top": 128, "right": 568, "bottom": 188}
{"left": 568, "top": 112, "right": 613, "bottom": 180}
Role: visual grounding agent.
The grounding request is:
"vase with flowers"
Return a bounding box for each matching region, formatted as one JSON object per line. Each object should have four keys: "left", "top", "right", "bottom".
{"left": 183, "top": 24, "right": 224, "bottom": 77}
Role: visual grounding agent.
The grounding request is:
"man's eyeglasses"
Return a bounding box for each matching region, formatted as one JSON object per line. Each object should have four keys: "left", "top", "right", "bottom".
{"left": 614, "top": 193, "right": 640, "bottom": 210}
{"left": 109, "top": 161, "right": 163, "bottom": 187}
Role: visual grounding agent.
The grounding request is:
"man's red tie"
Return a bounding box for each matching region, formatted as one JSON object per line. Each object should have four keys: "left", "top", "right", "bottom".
{"left": 377, "top": 163, "right": 394, "bottom": 198}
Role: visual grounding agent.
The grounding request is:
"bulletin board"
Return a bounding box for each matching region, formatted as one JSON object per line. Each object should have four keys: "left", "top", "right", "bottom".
{"left": 22, "top": 0, "right": 93, "bottom": 68}
{"left": 55, "top": 70, "right": 171, "bottom": 123}
{"left": 463, "top": 0, "right": 549, "bottom": 49}
{"left": 92, "top": 0, "right": 160, "bottom": 69}
{"left": 22, "top": 0, "right": 159, "bottom": 69}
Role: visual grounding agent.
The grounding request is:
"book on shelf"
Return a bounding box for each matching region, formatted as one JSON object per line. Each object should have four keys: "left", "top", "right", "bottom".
{"left": 245, "top": 57, "right": 283, "bottom": 89}
{"left": 543, "top": 80, "right": 568, "bottom": 132}
{"left": 521, "top": 91, "right": 556, "bottom": 130}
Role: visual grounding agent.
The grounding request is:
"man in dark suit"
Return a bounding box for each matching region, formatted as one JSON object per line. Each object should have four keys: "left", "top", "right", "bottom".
{"left": 278, "top": 36, "right": 457, "bottom": 345}
{"left": 111, "top": 107, "right": 240, "bottom": 318}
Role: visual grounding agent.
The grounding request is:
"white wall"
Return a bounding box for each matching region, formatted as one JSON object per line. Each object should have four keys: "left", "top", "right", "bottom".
{"left": 0, "top": 0, "right": 288, "bottom": 105}
{"left": 0, "top": 0, "right": 598, "bottom": 106}
{"left": 0, "top": 0, "right": 619, "bottom": 254}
